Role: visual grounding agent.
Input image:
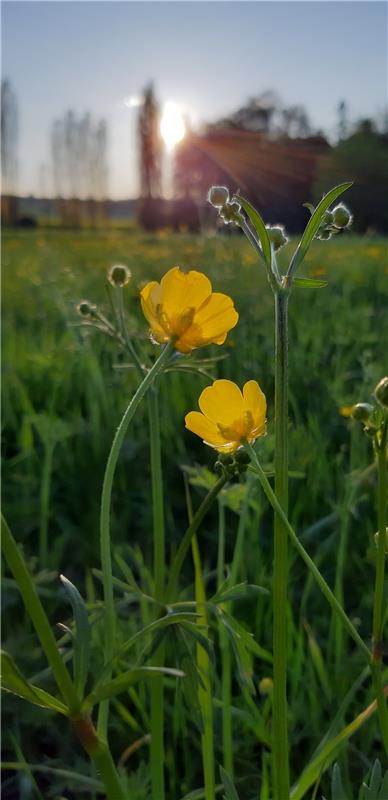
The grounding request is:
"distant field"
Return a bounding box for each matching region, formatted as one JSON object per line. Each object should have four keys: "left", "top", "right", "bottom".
{"left": 2, "top": 228, "right": 388, "bottom": 797}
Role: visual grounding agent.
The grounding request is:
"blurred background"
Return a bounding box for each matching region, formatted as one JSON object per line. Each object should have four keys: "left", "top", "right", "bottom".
{"left": 2, "top": 1, "right": 388, "bottom": 233}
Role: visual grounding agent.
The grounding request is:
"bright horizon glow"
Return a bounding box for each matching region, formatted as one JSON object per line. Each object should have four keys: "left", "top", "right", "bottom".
{"left": 160, "top": 102, "right": 186, "bottom": 152}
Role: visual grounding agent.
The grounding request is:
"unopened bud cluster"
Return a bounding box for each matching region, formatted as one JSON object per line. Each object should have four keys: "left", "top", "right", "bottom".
{"left": 351, "top": 377, "right": 388, "bottom": 437}
{"left": 316, "top": 204, "right": 353, "bottom": 241}
{"left": 214, "top": 449, "right": 251, "bottom": 477}
{"left": 207, "top": 186, "right": 244, "bottom": 226}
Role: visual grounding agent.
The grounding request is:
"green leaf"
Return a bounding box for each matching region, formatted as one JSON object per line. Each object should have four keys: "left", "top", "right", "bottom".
{"left": 1, "top": 761, "right": 102, "bottom": 791}
{"left": 288, "top": 182, "right": 352, "bottom": 278}
{"left": 220, "top": 765, "right": 240, "bottom": 800}
{"left": 83, "top": 666, "right": 184, "bottom": 709}
{"left": 290, "top": 691, "right": 383, "bottom": 799}
{"left": 180, "top": 621, "right": 215, "bottom": 665}
{"left": 60, "top": 575, "right": 90, "bottom": 699}
{"left": 331, "top": 763, "right": 347, "bottom": 800}
{"left": 218, "top": 608, "right": 273, "bottom": 663}
{"left": 235, "top": 194, "right": 272, "bottom": 269}
{"left": 212, "top": 581, "right": 268, "bottom": 605}
{"left": 293, "top": 277, "right": 328, "bottom": 289}
{"left": 1, "top": 651, "right": 68, "bottom": 716}
{"left": 303, "top": 202, "right": 315, "bottom": 215}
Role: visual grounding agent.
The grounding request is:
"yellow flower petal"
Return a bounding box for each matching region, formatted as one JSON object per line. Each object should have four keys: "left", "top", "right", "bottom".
{"left": 185, "top": 411, "right": 226, "bottom": 447}
{"left": 198, "top": 379, "right": 244, "bottom": 425}
{"left": 243, "top": 380, "right": 267, "bottom": 427}
{"left": 194, "top": 293, "right": 239, "bottom": 337}
{"left": 160, "top": 267, "right": 212, "bottom": 319}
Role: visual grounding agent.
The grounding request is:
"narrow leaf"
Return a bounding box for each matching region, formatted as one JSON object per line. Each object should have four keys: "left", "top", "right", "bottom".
{"left": 290, "top": 689, "right": 386, "bottom": 799}
{"left": 220, "top": 765, "right": 240, "bottom": 799}
{"left": 83, "top": 666, "right": 184, "bottom": 709}
{"left": 1, "top": 651, "right": 68, "bottom": 715}
{"left": 288, "top": 182, "right": 352, "bottom": 278}
{"left": 236, "top": 194, "right": 272, "bottom": 269}
{"left": 293, "top": 277, "right": 328, "bottom": 289}
{"left": 60, "top": 575, "right": 90, "bottom": 699}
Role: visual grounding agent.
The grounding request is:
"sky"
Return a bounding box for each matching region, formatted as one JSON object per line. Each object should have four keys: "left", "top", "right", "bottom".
{"left": 2, "top": 1, "right": 387, "bottom": 198}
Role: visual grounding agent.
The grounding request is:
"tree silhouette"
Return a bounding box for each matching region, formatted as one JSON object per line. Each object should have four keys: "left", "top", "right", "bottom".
{"left": 138, "top": 83, "right": 162, "bottom": 198}
{"left": 1, "top": 78, "right": 19, "bottom": 224}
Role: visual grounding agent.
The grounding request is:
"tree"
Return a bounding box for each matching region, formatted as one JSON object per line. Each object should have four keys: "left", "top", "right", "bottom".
{"left": 138, "top": 83, "right": 162, "bottom": 198}
{"left": 51, "top": 111, "right": 109, "bottom": 227}
{"left": 314, "top": 122, "right": 388, "bottom": 232}
{"left": 1, "top": 78, "right": 19, "bottom": 224}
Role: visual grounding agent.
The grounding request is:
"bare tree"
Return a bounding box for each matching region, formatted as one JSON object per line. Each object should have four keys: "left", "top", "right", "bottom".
{"left": 51, "top": 110, "right": 109, "bottom": 226}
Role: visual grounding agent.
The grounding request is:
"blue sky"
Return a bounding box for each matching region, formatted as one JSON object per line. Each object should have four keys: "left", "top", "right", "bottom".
{"left": 2, "top": 1, "right": 387, "bottom": 198}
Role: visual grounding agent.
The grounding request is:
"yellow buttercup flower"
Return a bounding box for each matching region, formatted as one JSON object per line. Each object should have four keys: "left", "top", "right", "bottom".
{"left": 140, "top": 267, "right": 238, "bottom": 353}
{"left": 185, "top": 379, "right": 267, "bottom": 453}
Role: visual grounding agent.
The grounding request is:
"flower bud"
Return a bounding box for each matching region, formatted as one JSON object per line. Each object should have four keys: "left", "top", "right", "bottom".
{"left": 266, "top": 225, "right": 288, "bottom": 251}
{"left": 207, "top": 186, "right": 229, "bottom": 208}
{"left": 317, "top": 228, "right": 332, "bottom": 241}
{"left": 108, "top": 264, "right": 131, "bottom": 288}
{"left": 351, "top": 403, "right": 374, "bottom": 423}
{"left": 322, "top": 210, "right": 334, "bottom": 226}
{"left": 235, "top": 450, "right": 251, "bottom": 465}
{"left": 259, "top": 677, "right": 273, "bottom": 695}
{"left": 219, "top": 453, "right": 234, "bottom": 466}
{"left": 374, "top": 377, "right": 388, "bottom": 408}
{"left": 332, "top": 204, "right": 352, "bottom": 229}
{"left": 77, "top": 300, "right": 97, "bottom": 318}
{"left": 220, "top": 201, "right": 243, "bottom": 225}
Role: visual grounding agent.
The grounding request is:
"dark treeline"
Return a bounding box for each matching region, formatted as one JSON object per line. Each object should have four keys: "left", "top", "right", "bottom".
{"left": 2, "top": 79, "right": 388, "bottom": 232}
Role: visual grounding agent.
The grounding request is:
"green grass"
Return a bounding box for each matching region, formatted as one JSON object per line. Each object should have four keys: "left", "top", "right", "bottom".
{"left": 2, "top": 228, "right": 388, "bottom": 799}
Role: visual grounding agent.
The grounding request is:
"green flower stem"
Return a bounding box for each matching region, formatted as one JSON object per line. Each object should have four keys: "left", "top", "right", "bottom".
{"left": 39, "top": 442, "right": 54, "bottom": 568}
{"left": 371, "top": 419, "right": 388, "bottom": 756}
{"left": 97, "top": 340, "right": 174, "bottom": 738}
{"left": 272, "top": 288, "right": 290, "bottom": 799}
{"left": 191, "top": 532, "right": 215, "bottom": 800}
{"left": 148, "top": 386, "right": 166, "bottom": 800}
{"left": 116, "top": 287, "right": 145, "bottom": 376}
{"left": 1, "top": 515, "right": 78, "bottom": 712}
{"left": 217, "top": 500, "right": 233, "bottom": 777}
{"left": 246, "top": 446, "right": 371, "bottom": 661}
{"left": 73, "top": 715, "right": 126, "bottom": 800}
{"left": 166, "top": 474, "right": 229, "bottom": 603}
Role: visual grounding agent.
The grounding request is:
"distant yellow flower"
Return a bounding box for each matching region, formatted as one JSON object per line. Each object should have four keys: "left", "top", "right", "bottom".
{"left": 185, "top": 379, "right": 266, "bottom": 453}
{"left": 339, "top": 405, "right": 355, "bottom": 417}
{"left": 140, "top": 267, "right": 238, "bottom": 353}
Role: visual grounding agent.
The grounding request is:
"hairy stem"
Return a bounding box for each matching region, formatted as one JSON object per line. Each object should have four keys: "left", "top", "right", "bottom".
{"left": 73, "top": 715, "right": 126, "bottom": 800}
{"left": 246, "top": 447, "right": 371, "bottom": 661}
{"left": 148, "top": 386, "right": 166, "bottom": 799}
{"left": 372, "top": 420, "right": 388, "bottom": 756}
{"left": 98, "top": 341, "right": 174, "bottom": 738}
{"left": 217, "top": 500, "right": 233, "bottom": 777}
{"left": 272, "top": 289, "right": 290, "bottom": 798}
{"left": 192, "top": 532, "right": 215, "bottom": 800}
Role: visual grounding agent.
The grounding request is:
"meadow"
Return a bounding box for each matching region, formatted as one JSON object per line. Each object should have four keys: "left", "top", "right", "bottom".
{"left": 2, "top": 226, "right": 388, "bottom": 799}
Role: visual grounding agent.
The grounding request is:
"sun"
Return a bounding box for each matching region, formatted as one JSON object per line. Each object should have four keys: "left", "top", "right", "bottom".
{"left": 160, "top": 102, "right": 186, "bottom": 152}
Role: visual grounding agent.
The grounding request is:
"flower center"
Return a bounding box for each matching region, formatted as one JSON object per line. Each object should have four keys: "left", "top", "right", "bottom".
{"left": 217, "top": 410, "right": 254, "bottom": 442}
